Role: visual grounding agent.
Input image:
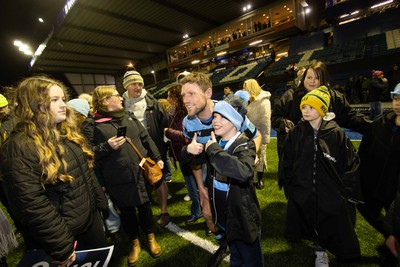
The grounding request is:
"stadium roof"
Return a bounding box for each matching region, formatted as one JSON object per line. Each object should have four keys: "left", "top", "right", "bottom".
{"left": 2, "top": 0, "right": 292, "bottom": 83}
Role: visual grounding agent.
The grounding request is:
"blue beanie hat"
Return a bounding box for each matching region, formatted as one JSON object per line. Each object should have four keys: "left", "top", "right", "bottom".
{"left": 391, "top": 83, "right": 400, "bottom": 99}
{"left": 234, "top": 90, "right": 250, "bottom": 103}
{"left": 213, "top": 101, "right": 244, "bottom": 131}
{"left": 67, "top": 99, "right": 90, "bottom": 117}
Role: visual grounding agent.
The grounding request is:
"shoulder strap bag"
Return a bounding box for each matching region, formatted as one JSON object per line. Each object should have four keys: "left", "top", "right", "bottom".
{"left": 125, "top": 137, "right": 163, "bottom": 185}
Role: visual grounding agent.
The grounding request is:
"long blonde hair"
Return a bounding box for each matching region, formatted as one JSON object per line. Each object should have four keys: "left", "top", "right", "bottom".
{"left": 243, "top": 79, "right": 262, "bottom": 102}
{"left": 13, "top": 76, "right": 94, "bottom": 185}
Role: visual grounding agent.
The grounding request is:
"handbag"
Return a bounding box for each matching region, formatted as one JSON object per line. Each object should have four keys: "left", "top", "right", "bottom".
{"left": 126, "top": 137, "right": 163, "bottom": 185}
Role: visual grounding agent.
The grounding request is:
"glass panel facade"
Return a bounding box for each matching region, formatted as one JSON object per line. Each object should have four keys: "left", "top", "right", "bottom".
{"left": 167, "top": 0, "right": 296, "bottom": 67}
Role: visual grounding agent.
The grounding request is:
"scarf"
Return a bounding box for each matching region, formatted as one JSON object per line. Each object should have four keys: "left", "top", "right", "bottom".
{"left": 123, "top": 89, "right": 147, "bottom": 104}
{"left": 96, "top": 108, "right": 125, "bottom": 120}
{"left": 0, "top": 208, "right": 18, "bottom": 257}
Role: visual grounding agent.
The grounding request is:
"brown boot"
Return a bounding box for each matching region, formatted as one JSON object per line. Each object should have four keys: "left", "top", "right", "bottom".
{"left": 147, "top": 233, "right": 162, "bottom": 258}
{"left": 127, "top": 239, "right": 140, "bottom": 266}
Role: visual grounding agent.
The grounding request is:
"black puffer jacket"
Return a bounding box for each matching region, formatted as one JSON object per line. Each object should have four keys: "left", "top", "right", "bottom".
{"left": 0, "top": 133, "right": 107, "bottom": 261}
{"left": 82, "top": 113, "right": 161, "bottom": 207}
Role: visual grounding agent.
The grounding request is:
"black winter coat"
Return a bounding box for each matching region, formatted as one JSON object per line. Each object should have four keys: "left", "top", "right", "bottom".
{"left": 126, "top": 94, "right": 169, "bottom": 160}
{"left": 206, "top": 134, "right": 261, "bottom": 244}
{"left": 358, "top": 112, "right": 400, "bottom": 206}
{"left": 279, "top": 119, "right": 361, "bottom": 259}
{"left": 82, "top": 113, "right": 161, "bottom": 208}
{"left": 271, "top": 87, "right": 370, "bottom": 156}
{"left": 368, "top": 78, "right": 386, "bottom": 102}
{"left": 0, "top": 114, "right": 14, "bottom": 146}
{"left": 0, "top": 133, "right": 107, "bottom": 261}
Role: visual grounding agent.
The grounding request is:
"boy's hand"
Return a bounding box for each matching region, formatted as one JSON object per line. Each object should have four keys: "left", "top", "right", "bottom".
{"left": 187, "top": 133, "right": 204, "bottom": 155}
{"left": 205, "top": 131, "right": 217, "bottom": 150}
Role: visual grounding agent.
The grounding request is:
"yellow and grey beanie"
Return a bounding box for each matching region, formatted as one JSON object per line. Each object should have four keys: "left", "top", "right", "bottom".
{"left": 123, "top": 70, "right": 144, "bottom": 89}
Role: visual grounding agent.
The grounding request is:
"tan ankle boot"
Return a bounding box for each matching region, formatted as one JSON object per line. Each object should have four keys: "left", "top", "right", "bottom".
{"left": 147, "top": 233, "right": 162, "bottom": 258}
{"left": 128, "top": 239, "right": 140, "bottom": 266}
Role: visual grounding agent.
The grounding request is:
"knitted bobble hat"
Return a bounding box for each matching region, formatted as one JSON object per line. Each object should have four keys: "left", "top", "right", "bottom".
{"left": 300, "top": 85, "right": 331, "bottom": 117}
{"left": 123, "top": 70, "right": 144, "bottom": 89}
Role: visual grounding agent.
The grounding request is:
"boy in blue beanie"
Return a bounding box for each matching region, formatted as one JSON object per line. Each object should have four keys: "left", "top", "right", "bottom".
{"left": 180, "top": 72, "right": 260, "bottom": 266}
{"left": 205, "top": 100, "right": 263, "bottom": 267}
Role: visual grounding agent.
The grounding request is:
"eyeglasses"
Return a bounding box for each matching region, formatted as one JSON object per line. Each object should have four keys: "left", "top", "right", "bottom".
{"left": 107, "top": 93, "right": 121, "bottom": 99}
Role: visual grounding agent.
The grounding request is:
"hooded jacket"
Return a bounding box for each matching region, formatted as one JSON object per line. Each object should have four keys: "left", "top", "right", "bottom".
{"left": 272, "top": 86, "right": 370, "bottom": 156}
{"left": 247, "top": 90, "right": 271, "bottom": 145}
{"left": 206, "top": 133, "right": 261, "bottom": 244}
{"left": 279, "top": 119, "right": 361, "bottom": 259}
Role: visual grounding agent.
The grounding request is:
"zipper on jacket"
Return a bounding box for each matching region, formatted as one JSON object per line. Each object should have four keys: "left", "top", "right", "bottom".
{"left": 211, "top": 139, "right": 248, "bottom": 226}
{"left": 313, "top": 130, "right": 319, "bottom": 238}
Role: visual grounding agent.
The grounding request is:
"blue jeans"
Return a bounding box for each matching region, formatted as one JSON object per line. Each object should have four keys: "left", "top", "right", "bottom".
{"left": 229, "top": 231, "right": 264, "bottom": 267}
{"left": 184, "top": 174, "right": 202, "bottom": 219}
{"left": 369, "top": 101, "right": 382, "bottom": 120}
{"left": 163, "top": 157, "right": 173, "bottom": 181}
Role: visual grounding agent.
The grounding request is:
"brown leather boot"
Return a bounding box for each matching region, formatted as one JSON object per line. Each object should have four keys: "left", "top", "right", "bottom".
{"left": 147, "top": 233, "right": 162, "bottom": 258}
{"left": 127, "top": 239, "right": 140, "bottom": 266}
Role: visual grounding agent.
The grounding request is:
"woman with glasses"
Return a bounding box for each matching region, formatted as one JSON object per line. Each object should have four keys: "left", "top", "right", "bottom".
{"left": 81, "top": 86, "right": 163, "bottom": 267}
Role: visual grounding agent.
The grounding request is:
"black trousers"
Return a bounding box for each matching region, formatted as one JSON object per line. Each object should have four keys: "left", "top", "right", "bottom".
{"left": 357, "top": 201, "right": 387, "bottom": 235}
{"left": 118, "top": 201, "right": 154, "bottom": 241}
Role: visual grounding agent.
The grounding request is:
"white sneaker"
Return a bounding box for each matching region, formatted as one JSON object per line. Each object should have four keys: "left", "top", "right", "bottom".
{"left": 315, "top": 251, "right": 329, "bottom": 267}
{"left": 183, "top": 194, "right": 191, "bottom": 202}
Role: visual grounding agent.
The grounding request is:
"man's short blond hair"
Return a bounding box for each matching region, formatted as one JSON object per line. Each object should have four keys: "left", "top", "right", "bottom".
{"left": 179, "top": 72, "right": 212, "bottom": 92}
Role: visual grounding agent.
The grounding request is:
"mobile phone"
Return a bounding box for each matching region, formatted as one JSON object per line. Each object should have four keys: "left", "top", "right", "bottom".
{"left": 117, "top": 126, "right": 127, "bottom": 137}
